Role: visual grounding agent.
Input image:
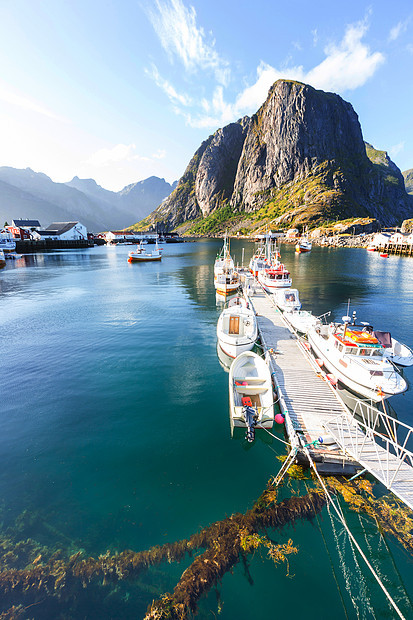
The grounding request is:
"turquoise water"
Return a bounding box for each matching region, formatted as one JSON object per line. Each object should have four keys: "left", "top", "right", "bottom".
{"left": 0, "top": 241, "right": 412, "bottom": 619}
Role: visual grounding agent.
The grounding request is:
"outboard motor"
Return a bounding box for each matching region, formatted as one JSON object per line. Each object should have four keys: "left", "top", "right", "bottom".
{"left": 243, "top": 405, "right": 258, "bottom": 442}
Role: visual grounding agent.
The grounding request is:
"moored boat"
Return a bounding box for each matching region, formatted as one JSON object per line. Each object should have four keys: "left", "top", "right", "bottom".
{"left": 273, "top": 288, "right": 301, "bottom": 312}
{"left": 295, "top": 236, "right": 312, "bottom": 253}
{"left": 217, "top": 296, "right": 258, "bottom": 358}
{"left": 366, "top": 329, "right": 413, "bottom": 367}
{"left": 214, "top": 236, "right": 240, "bottom": 295}
{"left": 0, "top": 229, "right": 16, "bottom": 255}
{"left": 229, "top": 351, "right": 275, "bottom": 439}
{"left": 307, "top": 317, "right": 408, "bottom": 401}
{"left": 128, "top": 239, "right": 162, "bottom": 262}
{"left": 257, "top": 262, "right": 292, "bottom": 292}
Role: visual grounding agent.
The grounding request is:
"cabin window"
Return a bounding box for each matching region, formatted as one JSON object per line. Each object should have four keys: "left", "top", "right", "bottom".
{"left": 338, "top": 343, "right": 344, "bottom": 352}
{"left": 371, "top": 349, "right": 382, "bottom": 357}
{"left": 345, "top": 347, "right": 353, "bottom": 354}
{"left": 334, "top": 340, "right": 339, "bottom": 349}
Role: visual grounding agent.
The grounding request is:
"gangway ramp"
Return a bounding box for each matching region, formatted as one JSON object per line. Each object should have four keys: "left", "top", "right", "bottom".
{"left": 324, "top": 404, "right": 413, "bottom": 510}
{"left": 248, "top": 286, "right": 359, "bottom": 474}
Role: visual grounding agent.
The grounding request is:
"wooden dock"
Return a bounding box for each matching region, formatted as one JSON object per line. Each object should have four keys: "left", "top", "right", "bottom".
{"left": 246, "top": 282, "right": 360, "bottom": 474}
{"left": 242, "top": 273, "right": 413, "bottom": 507}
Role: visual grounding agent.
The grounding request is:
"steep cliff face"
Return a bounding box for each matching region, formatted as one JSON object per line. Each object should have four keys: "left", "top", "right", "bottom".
{"left": 231, "top": 80, "right": 367, "bottom": 212}
{"left": 403, "top": 169, "right": 413, "bottom": 195}
{"left": 139, "top": 79, "right": 413, "bottom": 232}
{"left": 144, "top": 119, "right": 249, "bottom": 230}
{"left": 195, "top": 118, "right": 249, "bottom": 216}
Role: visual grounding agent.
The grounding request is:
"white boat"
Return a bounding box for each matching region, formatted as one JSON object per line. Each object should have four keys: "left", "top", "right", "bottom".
{"left": 257, "top": 262, "right": 292, "bottom": 291}
{"left": 0, "top": 229, "right": 16, "bottom": 254}
{"left": 273, "top": 288, "right": 301, "bottom": 312}
{"left": 295, "top": 236, "right": 312, "bottom": 253}
{"left": 0, "top": 249, "right": 6, "bottom": 268}
{"left": 307, "top": 318, "right": 408, "bottom": 401}
{"left": 5, "top": 252, "right": 23, "bottom": 259}
{"left": 284, "top": 310, "right": 328, "bottom": 335}
{"left": 249, "top": 244, "right": 269, "bottom": 277}
{"left": 229, "top": 351, "right": 275, "bottom": 440}
{"left": 368, "top": 330, "right": 413, "bottom": 367}
{"left": 217, "top": 297, "right": 258, "bottom": 358}
{"left": 128, "top": 239, "right": 162, "bottom": 262}
{"left": 214, "top": 236, "right": 240, "bottom": 295}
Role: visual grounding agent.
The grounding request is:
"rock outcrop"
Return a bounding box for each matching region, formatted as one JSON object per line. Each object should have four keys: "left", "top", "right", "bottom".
{"left": 140, "top": 80, "right": 413, "bottom": 232}
{"left": 403, "top": 169, "right": 413, "bottom": 195}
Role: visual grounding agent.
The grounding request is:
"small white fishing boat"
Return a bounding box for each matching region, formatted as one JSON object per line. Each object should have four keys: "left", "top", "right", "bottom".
{"left": 273, "top": 288, "right": 301, "bottom": 312}
{"left": 307, "top": 318, "right": 408, "bottom": 401}
{"left": 229, "top": 351, "right": 274, "bottom": 440}
{"left": 128, "top": 239, "right": 162, "bottom": 262}
{"left": 217, "top": 297, "right": 258, "bottom": 358}
{"left": 295, "top": 235, "right": 312, "bottom": 253}
{"left": 0, "top": 249, "right": 6, "bottom": 268}
{"left": 214, "top": 236, "right": 240, "bottom": 295}
{"left": 283, "top": 311, "right": 318, "bottom": 334}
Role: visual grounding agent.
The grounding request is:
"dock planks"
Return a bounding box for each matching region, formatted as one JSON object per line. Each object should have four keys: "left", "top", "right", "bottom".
{"left": 246, "top": 277, "right": 413, "bottom": 506}
{"left": 247, "top": 284, "right": 359, "bottom": 473}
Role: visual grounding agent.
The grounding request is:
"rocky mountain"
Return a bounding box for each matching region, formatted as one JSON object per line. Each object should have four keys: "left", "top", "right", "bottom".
{"left": 403, "top": 169, "right": 413, "bottom": 195}
{"left": 0, "top": 168, "right": 175, "bottom": 231}
{"left": 138, "top": 80, "right": 413, "bottom": 234}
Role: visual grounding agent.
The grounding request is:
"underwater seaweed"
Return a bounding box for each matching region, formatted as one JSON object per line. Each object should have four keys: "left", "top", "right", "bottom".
{"left": 0, "top": 486, "right": 324, "bottom": 618}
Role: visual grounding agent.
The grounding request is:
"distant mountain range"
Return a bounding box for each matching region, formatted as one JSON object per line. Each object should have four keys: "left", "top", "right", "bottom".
{"left": 0, "top": 167, "right": 177, "bottom": 231}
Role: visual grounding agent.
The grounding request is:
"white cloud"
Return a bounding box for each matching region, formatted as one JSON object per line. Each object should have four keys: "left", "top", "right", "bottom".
{"left": 186, "top": 19, "right": 384, "bottom": 129}
{"left": 147, "top": 0, "right": 230, "bottom": 85}
{"left": 312, "top": 29, "right": 318, "bottom": 46}
{"left": 304, "top": 20, "right": 384, "bottom": 92}
{"left": 389, "top": 19, "right": 409, "bottom": 42}
{"left": 146, "top": 64, "right": 192, "bottom": 106}
{"left": 389, "top": 141, "right": 405, "bottom": 157}
{"left": 152, "top": 149, "right": 166, "bottom": 159}
{"left": 0, "top": 81, "right": 65, "bottom": 122}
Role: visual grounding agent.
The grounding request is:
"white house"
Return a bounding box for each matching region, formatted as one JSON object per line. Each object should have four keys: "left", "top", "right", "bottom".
{"left": 32, "top": 222, "right": 87, "bottom": 241}
{"left": 285, "top": 228, "right": 299, "bottom": 239}
{"left": 11, "top": 219, "right": 41, "bottom": 231}
{"left": 371, "top": 232, "right": 391, "bottom": 247}
{"left": 390, "top": 231, "right": 409, "bottom": 245}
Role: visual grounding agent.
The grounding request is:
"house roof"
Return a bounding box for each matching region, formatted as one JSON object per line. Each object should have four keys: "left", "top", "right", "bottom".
{"left": 108, "top": 231, "right": 135, "bottom": 236}
{"left": 12, "top": 219, "right": 41, "bottom": 227}
{"left": 44, "top": 222, "right": 80, "bottom": 235}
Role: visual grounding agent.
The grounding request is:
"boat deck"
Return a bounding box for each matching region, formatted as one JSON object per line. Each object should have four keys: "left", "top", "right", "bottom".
{"left": 246, "top": 281, "right": 359, "bottom": 474}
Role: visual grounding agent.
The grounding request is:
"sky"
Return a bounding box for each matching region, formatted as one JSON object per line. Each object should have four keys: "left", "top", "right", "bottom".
{"left": 0, "top": 0, "right": 412, "bottom": 192}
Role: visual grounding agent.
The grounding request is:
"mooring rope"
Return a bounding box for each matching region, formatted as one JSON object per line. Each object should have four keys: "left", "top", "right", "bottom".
{"left": 303, "top": 446, "right": 406, "bottom": 620}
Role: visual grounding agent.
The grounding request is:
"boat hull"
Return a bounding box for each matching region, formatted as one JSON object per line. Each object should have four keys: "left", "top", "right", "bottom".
{"left": 307, "top": 329, "right": 407, "bottom": 401}
{"left": 228, "top": 351, "right": 274, "bottom": 433}
{"left": 128, "top": 255, "right": 161, "bottom": 262}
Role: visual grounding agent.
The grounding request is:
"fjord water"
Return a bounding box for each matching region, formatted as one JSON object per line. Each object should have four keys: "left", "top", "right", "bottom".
{"left": 0, "top": 241, "right": 412, "bottom": 619}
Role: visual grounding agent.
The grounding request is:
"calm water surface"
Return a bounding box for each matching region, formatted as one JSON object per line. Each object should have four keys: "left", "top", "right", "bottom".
{"left": 0, "top": 241, "right": 412, "bottom": 619}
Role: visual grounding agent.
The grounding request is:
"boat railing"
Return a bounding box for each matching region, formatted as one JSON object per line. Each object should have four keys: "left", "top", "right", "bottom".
{"left": 326, "top": 403, "right": 413, "bottom": 488}
{"left": 348, "top": 354, "right": 404, "bottom": 385}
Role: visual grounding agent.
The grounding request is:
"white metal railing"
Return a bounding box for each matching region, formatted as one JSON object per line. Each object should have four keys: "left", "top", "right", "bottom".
{"left": 325, "top": 402, "right": 413, "bottom": 491}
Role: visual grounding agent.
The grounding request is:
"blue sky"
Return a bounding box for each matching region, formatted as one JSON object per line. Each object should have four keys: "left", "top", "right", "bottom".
{"left": 0, "top": 0, "right": 412, "bottom": 191}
